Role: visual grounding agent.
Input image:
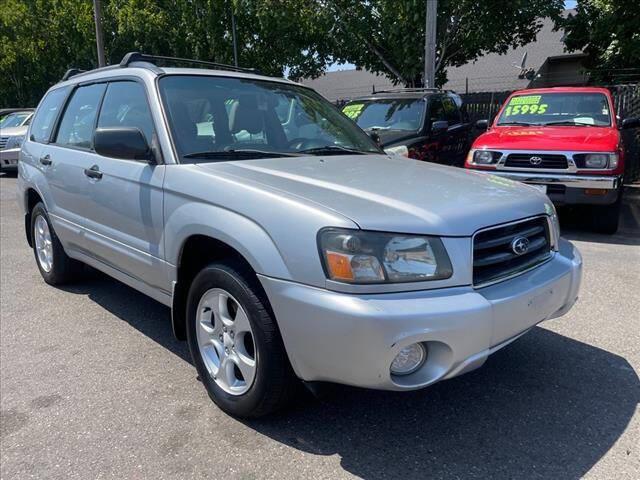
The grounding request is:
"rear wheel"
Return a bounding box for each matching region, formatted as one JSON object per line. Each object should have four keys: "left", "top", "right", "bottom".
{"left": 31, "top": 203, "right": 82, "bottom": 284}
{"left": 589, "top": 191, "right": 622, "bottom": 234}
{"left": 186, "top": 261, "right": 297, "bottom": 417}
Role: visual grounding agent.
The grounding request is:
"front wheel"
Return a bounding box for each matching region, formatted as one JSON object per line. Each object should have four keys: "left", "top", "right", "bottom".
{"left": 186, "top": 261, "right": 297, "bottom": 417}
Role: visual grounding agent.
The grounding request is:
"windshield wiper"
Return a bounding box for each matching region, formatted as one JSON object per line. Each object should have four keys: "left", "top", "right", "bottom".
{"left": 297, "top": 145, "right": 371, "bottom": 156}
{"left": 497, "top": 121, "right": 534, "bottom": 126}
{"left": 183, "top": 149, "right": 300, "bottom": 160}
{"left": 542, "top": 120, "right": 599, "bottom": 127}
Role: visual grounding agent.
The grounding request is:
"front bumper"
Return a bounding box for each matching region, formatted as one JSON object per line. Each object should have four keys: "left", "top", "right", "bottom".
{"left": 259, "top": 238, "right": 582, "bottom": 391}
{"left": 474, "top": 170, "right": 621, "bottom": 205}
{"left": 0, "top": 148, "right": 20, "bottom": 170}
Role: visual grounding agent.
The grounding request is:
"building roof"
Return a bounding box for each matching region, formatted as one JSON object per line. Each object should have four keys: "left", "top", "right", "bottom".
{"left": 302, "top": 10, "right": 583, "bottom": 100}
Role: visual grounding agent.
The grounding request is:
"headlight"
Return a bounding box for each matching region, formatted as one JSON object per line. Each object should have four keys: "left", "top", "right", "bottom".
{"left": 581, "top": 153, "right": 618, "bottom": 169}
{"left": 319, "top": 228, "right": 453, "bottom": 284}
{"left": 5, "top": 135, "right": 25, "bottom": 149}
{"left": 471, "top": 150, "right": 500, "bottom": 165}
{"left": 385, "top": 145, "right": 409, "bottom": 157}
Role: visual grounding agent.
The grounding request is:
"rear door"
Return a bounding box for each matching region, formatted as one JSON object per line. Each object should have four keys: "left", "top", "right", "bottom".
{"left": 81, "top": 80, "right": 167, "bottom": 293}
{"left": 41, "top": 83, "right": 107, "bottom": 252}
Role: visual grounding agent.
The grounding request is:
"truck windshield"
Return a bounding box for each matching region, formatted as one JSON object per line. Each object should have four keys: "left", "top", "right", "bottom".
{"left": 342, "top": 99, "right": 424, "bottom": 131}
{"left": 496, "top": 92, "right": 611, "bottom": 127}
{"left": 0, "top": 112, "right": 31, "bottom": 128}
{"left": 158, "top": 75, "right": 382, "bottom": 162}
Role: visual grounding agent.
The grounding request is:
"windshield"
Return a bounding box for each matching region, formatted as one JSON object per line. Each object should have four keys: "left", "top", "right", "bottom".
{"left": 158, "top": 75, "right": 381, "bottom": 161}
{"left": 496, "top": 92, "right": 612, "bottom": 127}
{"left": 0, "top": 112, "right": 31, "bottom": 129}
{"left": 342, "top": 99, "right": 425, "bottom": 131}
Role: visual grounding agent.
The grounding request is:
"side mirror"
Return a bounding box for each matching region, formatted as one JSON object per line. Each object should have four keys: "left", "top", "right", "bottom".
{"left": 369, "top": 131, "right": 381, "bottom": 146}
{"left": 431, "top": 120, "right": 448, "bottom": 134}
{"left": 621, "top": 117, "right": 640, "bottom": 130}
{"left": 475, "top": 119, "right": 489, "bottom": 131}
{"left": 94, "top": 127, "right": 154, "bottom": 162}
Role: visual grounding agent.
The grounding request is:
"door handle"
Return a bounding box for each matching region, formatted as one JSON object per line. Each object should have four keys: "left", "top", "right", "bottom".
{"left": 39, "top": 155, "right": 52, "bottom": 166}
{"left": 84, "top": 165, "right": 103, "bottom": 180}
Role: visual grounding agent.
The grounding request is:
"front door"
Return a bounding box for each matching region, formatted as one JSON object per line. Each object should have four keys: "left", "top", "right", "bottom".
{"left": 81, "top": 80, "right": 167, "bottom": 294}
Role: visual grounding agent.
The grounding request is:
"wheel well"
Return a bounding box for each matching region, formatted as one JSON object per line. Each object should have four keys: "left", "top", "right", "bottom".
{"left": 25, "top": 189, "right": 43, "bottom": 247}
{"left": 172, "top": 235, "right": 258, "bottom": 340}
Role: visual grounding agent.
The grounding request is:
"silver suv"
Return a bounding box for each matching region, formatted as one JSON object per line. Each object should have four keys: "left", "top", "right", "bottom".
{"left": 18, "top": 53, "right": 582, "bottom": 418}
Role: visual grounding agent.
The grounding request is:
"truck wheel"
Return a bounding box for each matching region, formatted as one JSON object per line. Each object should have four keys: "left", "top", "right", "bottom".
{"left": 186, "top": 260, "right": 297, "bottom": 418}
{"left": 590, "top": 192, "right": 622, "bottom": 234}
{"left": 31, "top": 202, "right": 82, "bottom": 285}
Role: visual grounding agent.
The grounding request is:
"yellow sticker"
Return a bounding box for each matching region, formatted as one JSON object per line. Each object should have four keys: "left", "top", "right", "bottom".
{"left": 504, "top": 102, "right": 548, "bottom": 116}
{"left": 508, "top": 95, "right": 542, "bottom": 106}
{"left": 342, "top": 103, "right": 364, "bottom": 119}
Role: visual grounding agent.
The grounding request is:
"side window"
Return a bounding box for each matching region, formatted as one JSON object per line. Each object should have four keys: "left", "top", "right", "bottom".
{"left": 55, "top": 83, "right": 106, "bottom": 149}
{"left": 29, "top": 87, "right": 69, "bottom": 143}
{"left": 429, "top": 97, "right": 446, "bottom": 123}
{"left": 442, "top": 96, "right": 461, "bottom": 125}
{"left": 97, "top": 81, "right": 155, "bottom": 144}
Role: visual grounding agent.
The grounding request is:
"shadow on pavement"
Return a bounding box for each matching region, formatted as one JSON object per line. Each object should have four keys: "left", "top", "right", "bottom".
{"left": 60, "top": 270, "right": 639, "bottom": 479}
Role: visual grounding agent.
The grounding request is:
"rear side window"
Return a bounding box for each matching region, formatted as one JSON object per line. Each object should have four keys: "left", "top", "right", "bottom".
{"left": 55, "top": 83, "right": 106, "bottom": 149}
{"left": 30, "top": 88, "right": 69, "bottom": 143}
{"left": 442, "top": 96, "right": 461, "bottom": 124}
{"left": 97, "top": 81, "right": 155, "bottom": 144}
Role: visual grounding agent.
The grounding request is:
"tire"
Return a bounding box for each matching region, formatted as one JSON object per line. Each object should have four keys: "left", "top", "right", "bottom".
{"left": 589, "top": 191, "right": 622, "bottom": 234}
{"left": 186, "top": 260, "right": 297, "bottom": 418}
{"left": 30, "top": 202, "right": 82, "bottom": 285}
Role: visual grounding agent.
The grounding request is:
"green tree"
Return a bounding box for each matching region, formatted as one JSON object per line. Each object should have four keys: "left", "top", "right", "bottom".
{"left": 322, "top": 0, "right": 565, "bottom": 86}
{"left": 560, "top": 0, "right": 640, "bottom": 82}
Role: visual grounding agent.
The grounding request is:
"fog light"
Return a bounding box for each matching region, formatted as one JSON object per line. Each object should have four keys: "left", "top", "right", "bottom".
{"left": 390, "top": 343, "right": 427, "bottom": 375}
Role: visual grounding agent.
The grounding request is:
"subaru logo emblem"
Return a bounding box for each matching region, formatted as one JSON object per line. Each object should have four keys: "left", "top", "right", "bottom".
{"left": 511, "top": 236, "right": 530, "bottom": 255}
{"left": 529, "top": 156, "right": 543, "bottom": 165}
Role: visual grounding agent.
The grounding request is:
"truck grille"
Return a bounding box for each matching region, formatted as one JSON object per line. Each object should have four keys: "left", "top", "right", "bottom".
{"left": 505, "top": 153, "right": 568, "bottom": 169}
{"left": 473, "top": 216, "right": 552, "bottom": 286}
{"left": 0, "top": 137, "right": 8, "bottom": 149}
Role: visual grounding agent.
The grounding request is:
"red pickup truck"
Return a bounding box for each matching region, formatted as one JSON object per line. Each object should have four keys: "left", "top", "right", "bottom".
{"left": 465, "top": 87, "right": 639, "bottom": 233}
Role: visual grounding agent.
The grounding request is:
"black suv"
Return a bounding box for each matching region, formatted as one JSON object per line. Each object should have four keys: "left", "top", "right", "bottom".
{"left": 342, "top": 89, "right": 471, "bottom": 166}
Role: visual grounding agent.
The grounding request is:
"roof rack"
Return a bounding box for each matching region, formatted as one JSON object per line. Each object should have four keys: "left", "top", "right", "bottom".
{"left": 61, "top": 68, "right": 87, "bottom": 81}
{"left": 372, "top": 87, "right": 443, "bottom": 95}
{"left": 119, "top": 52, "right": 259, "bottom": 74}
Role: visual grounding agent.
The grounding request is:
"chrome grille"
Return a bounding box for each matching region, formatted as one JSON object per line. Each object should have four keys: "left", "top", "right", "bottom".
{"left": 0, "top": 137, "right": 8, "bottom": 149}
{"left": 505, "top": 153, "right": 568, "bottom": 169}
{"left": 473, "top": 217, "right": 552, "bottom": 286}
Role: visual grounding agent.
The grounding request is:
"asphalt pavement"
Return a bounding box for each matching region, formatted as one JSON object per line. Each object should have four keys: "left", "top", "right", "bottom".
{"left": 1, "top": 173, "right": 638, "bottom": 479}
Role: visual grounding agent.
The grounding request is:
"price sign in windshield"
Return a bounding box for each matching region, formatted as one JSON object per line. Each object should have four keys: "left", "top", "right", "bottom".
{"left": 342, "top": 103, "right": 364, "bottom": 120}
{"left": 504, "top": 95, "right": 548, "bottom": 116}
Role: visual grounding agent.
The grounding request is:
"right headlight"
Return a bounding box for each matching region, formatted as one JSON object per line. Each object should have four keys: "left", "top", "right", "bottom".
{"left": 468, "top": 149, "right": 501, "bottom": 165}
{"left": 318, "top": 228, "right": 453, "bottom": 284}
{"left": 5, "top": 135, "right": 25, "bottom": 149}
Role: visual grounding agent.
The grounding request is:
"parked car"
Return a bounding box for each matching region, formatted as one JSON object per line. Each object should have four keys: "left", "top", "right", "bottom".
{"left": 0, "top": 109, "right": 34, "bottom": 171}
{"left": 341, "top": 89, "right": 471, "bottom": 166}
{"left": 18, "top": 53, "right": 582, "bottom": 418}
{"left": 465, "top": 87, "right": 639, "bottom": 233}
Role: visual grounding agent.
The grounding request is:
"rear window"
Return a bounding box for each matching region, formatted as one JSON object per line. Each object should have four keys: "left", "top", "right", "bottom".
{"left": 29, "top": 88, "right": 69, "bottom": 143}
{"left": 342, "top": 99, "right": 425, "bottom": 132}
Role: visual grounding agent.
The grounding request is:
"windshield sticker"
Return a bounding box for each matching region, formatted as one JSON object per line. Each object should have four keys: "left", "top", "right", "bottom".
{"left": 504, "top": 95, "right": 548, "bottom": 116}
{"left": 342, "top": 103, "right": 364, "bottom": 119}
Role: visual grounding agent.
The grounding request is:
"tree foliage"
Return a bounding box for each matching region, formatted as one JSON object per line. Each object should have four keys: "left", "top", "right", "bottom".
{"left": 560, "top": 0, "right": 640, "bottom": 82}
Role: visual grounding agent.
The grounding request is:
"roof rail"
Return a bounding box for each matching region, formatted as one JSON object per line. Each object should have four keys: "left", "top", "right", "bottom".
{"left": 372, "top": 87, "right": 443, "bottom": 95}
{"left": 61, "top": 68, "right": 87, "bottom": 81}
{"left": 120, "top": 52, "right": 259, "bottom": 74}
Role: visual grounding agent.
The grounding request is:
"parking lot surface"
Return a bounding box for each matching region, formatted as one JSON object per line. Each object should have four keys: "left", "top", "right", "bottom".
{"left": 1, "top": 173, "right": 639, "bottom": 479}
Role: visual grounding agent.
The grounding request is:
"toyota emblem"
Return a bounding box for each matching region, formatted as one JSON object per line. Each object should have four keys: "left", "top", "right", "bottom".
{"left": 529, "top": 156, "right": 543, "bottom": 165}
{"left": 511, "top": 236, "right": 530, "bottom": 255}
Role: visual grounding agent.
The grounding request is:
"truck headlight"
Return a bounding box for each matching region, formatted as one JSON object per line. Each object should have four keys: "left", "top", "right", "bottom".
{"left": 582, "top": 153, "right": 618, "bottom": 169}
{"left": 319, "top": 228, "right": 453, "bottom": 284}
{"left": 470, "top": 149, "right": 501, "bottom": 165}
{"left": 385, "top": 145, "right": 409, "bottom": 157}
{"left": 5, "top": 135, "right": 25, "bottom": 149}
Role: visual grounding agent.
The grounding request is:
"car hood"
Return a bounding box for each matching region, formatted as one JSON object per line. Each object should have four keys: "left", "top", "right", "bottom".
{"left": 372, "top": 129, "right": 420, "bottom": 147}
{"left": 199, "top": 155, "right": 549, "bottom": 236}
{"left": 0, "top": 125, "right": 28, "bottom": 137}
{"left": 474, "top": 125, "right": 619, "bottom": 152}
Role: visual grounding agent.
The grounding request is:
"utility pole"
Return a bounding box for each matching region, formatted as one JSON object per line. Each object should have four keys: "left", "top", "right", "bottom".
{"left": 424, "top": 0, "right": 437, "bottom": 88}
{"left": 231, "top": 8, "right": 239, "bottom": 67}
{"left": 93, "top": 0, "right": 106, "bottom": 67}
